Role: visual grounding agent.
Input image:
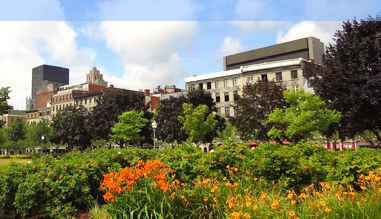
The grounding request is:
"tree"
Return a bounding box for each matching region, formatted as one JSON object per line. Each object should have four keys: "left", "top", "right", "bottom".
{"left": 178, "top": 103, "right": 218, "bottom": 144}
{"left": 86, "top": 89, "right": 152, "bottom": 144}
{"left": 230, "top": 80, "right": 286, "bottom": 140}
{"left": 7, "top": 118, "right": 27, "bottom": 142}
{"left": 52, "top": 106, "right": 91, "bottom": 151}
{"left": 111, "top": 111, "right": 149, "bottom": 147}
{"left": 267, "top": 89, "right": 342, "bottom": 142}
{"left": 0, "top": 87, "right": 12, "bottom": 128}
{"left": 187, "top": 89, "right": 225, "bottom": 142}
{"left": 27, "top": 118, "right": 53, "bottom": 145}
{"left": 304, "top": 15, "right": 381, "bottom": 141}
{"left": 155, "top": 96, "right": 188, "bottom": 144}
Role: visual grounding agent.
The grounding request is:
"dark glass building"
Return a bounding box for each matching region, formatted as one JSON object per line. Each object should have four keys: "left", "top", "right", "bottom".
{"left": 29, "top": 64, "right": 69, "bottom": 110}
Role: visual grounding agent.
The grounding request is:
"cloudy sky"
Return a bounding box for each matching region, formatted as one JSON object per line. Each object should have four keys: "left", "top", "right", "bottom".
{"left": 0, "top": 0, "right": 380, "bottom": 110}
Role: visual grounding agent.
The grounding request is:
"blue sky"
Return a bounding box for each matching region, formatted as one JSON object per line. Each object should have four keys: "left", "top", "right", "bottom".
{"left": 0, "top": 0, "right": 380, "bottom": 110}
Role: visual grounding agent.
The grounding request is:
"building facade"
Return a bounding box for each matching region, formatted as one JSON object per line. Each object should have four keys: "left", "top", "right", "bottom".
{"left": 0, "top": 110, "right": 26, "bottom": 128}
{"left": 28, "top": 64, "right": 69, "bottom": 110}
{"left": 223, "top": 36, "right": 324, "bottom": 70}
{"left": 185, "top": 58, "right": 313, "bottom": 117}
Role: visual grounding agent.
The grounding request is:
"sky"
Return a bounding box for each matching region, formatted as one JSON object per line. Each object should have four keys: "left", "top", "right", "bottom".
{"left": 0, "top": 0, "right": 380, "bottom": 110}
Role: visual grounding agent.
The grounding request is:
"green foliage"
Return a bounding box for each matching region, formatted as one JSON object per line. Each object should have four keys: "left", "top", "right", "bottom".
{"left": 155, "top": 96, "right": 188, "bottom": 144}
{"left": 7, "top": 118, "right": 27, "bottom": 142}
{"left": 178, "top": 103, "right": 218, "bottom": 144}
{"left": 267, "top": 89, "right": 341, "bottom": 142}
{"left": 0, "top": 87, "right": 12, "bottom": 128}
{"left": 27, "top": 118, "right": 53, "bottom": 146}
{"left": 231, "top": 80, "right": 286, "bottom": 140}
{"left": 111, "top": 110, "right": 149, "bottom": 146}
{"left": 1, "top": 142, "right": 381, "bottom": 218}
{"left": 305, "top": 15, "right": 381, "bottom": 142}
{"left": 86, "top": 89, "right": 151, "bottom": 143}
{"left": 52, "top": 106, "right": 91, "bottom": 151}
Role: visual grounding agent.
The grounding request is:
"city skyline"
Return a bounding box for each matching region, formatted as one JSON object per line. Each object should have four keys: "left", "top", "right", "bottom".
{"left": 0, "top": 0, "right": 380, "bottom": 110}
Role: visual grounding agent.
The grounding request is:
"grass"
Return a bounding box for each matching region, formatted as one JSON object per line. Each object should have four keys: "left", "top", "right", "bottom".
{"left": 0, "top": 158, "right": 31, "bottom": 171}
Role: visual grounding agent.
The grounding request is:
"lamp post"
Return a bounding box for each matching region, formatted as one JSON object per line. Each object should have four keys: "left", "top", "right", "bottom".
{"left": 41, "top": 135, "right": 45, "bottom": 155}
{"left": 152, "top": 120, "right": 157, "bottom": 150}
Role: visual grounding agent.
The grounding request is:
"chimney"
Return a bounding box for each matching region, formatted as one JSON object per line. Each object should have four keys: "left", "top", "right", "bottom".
{"left": 144, "top": 89, "right": 150, "bottom": 96}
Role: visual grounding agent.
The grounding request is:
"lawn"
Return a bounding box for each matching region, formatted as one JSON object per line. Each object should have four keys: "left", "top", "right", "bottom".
{"left": 0, "top": 158, "right": 31, "bottom": 171}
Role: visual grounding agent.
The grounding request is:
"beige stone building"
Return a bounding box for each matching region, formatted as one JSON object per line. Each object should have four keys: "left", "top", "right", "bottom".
{"left": 1, "top": 110, "right": 26, "bottom": 128}
{"left": 185, "top": 58, "right": 313, "bottom": 117}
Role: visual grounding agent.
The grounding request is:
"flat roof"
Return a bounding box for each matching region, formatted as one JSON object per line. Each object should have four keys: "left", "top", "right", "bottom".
{"left": 185, "top": 58, "right": 306, "bottom": 83}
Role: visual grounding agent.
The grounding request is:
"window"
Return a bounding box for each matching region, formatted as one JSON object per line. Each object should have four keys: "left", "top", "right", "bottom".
{"left": 89, "top": 98, "right": 92, "bottom": 104}
{"left": 85, "top": 99, "right": 87, "bottom": 104}
{"left": 233, "top": 91, "right": 239, "bottom": 101}
{"left": 190, "top": 84, "right": 196, "bottom": 90}
{"left": 207, "top": 82, "right": 211, "bottom": 89}
{"left": 224, "top": 92, "right": 230, "bottom": 102}
{"left": 225, "top": 107, "right": 230, "bottom": 117}
{"left": 291, "top": 70, "right": 298, "bottom": 79}
{"left": 275, "top": 72, "right": 282, "bottom": 81}
{"left": 224, "top": 79, "right": 228, "bottom": 87}
{"left": 199, "top": 83, "right": 203, "bottom": 90}
{"left": 215, "top": 80, "right": 220, "bottom": 88}
{"left": 294, "top": 84, "right": 299, "bottom": 91}
{"left": 307, "top": 80, "right": 312, "bottom": 88}
{"left": 233, "top": 78, "right": 238, "bottom": 86}
{"left": 261, "top": 74, "right": 268, "bottom": 81}
{"left": 247, "top": 76, "right": 253, "bottom": 84}
{"left": 234, "top": 106, "right": 239, "bottom": 116}
{"left": 52, "top": 106, "right": 55, "bottom": 111}
{"left": 217, "top": 108, "right": 221, "bottom": 114}
{"left": 216, "top": 93, "right": 220, "bottom": 102}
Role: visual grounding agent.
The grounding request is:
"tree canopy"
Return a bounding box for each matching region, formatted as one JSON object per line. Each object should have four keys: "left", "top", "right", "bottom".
{"left": 178, "top": 103, "right": 217, "bottom": 144}
{"left": 0, "top": 87, "right": 12, "bottom": 128}
{"left": 267, "top": 89, "right": 342, "bottom": 142}
{"left": 7, "top": 118, "right": 27, "bottom": 142}
{"left": 230, "top": 80, "right": 286, "bottom": 140}
{"left": 111, "top": 110, "right": 149, "bottom": 147}
{"left": 86, "top": 89, "right": 151, "bottom": 143}
{"left": 305, "top": 15, "right": 381, "bottom": 141}
{"left": 52, "top": 106, "right": 91, "bottom": 151}
{"left": 155, "top": 96, "right": 188, "bottom": 144}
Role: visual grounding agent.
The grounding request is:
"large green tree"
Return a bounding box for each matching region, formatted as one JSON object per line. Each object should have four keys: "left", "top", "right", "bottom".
{"left": 52, "top": 106, "right": 91, "bottom": 151}
{"left": 178, "top": 103, "right": 218, "bottom": 144}
{"left": 230, "top": 80, "right": 286, "bottom": 140}
{"left": 7, "top": 118, "right": 27, "bottom": 142}
{"left": 267, "top": 90, "right": 341, "bottom": 142}
{"left": 304, "top": 15, "right": 381, "bottom": 141}
{"left": 111, "top": 110, "right": 149, "bottom": 147}
{"left": 0, "top": 87, "right": 12, "bottom": 128}
{"left": 86, "top": 89, "right": 152, "bottom": 144}
{"left": 155, "top": 96, "right": 188, "bottom": 144}
{"left": 27, "top": 118, "right": 53, "bottom": 145}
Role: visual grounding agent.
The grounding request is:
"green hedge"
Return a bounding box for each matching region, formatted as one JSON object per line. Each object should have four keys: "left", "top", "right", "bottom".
{"left": 0, "top": 142, "right": 380, "bottom": 218}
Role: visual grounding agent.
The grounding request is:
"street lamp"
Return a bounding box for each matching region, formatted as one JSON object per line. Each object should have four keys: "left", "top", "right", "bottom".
{"left": 41, "top": 135, "right": 45, "bottom": 155}
{"left": 152, "top": 120, "right": 157, "bottom": 150}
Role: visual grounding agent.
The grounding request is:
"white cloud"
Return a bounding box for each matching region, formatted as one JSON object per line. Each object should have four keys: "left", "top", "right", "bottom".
{"left": 0, "top": 21, "right": 95, "bottom": 110}
{"left": 99, "top": 21, "right": 197, "bottom": 90}
{"left": 220, "top": 37, "right": 242, "bottom": 57}
{"left": 276, "top": 21, "right": 342, "bottom": 46}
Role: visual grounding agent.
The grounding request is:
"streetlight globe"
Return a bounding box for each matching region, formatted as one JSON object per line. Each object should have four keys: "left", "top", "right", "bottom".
{"left": 41, "top": 135, "right": 45, "bottom": 141}
{"left": 152, "top": 120, "right": 157, "bottom": 129}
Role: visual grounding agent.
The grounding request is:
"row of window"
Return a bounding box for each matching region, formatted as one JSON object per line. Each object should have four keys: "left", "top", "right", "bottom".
{"left": 26, "top": 111, "right": 50, "bottom": 118}
{"left": 52, "top": 94, "right": 73, "bottom": 103}
{"left": 216, "top": 106, "right": 239, "bottom": 117}
{"left": 191, "top": 70, "right": 298, "bottom": 90}
{"left": 215, "top": 91, "right": 239, "bottom": 103}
